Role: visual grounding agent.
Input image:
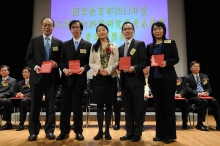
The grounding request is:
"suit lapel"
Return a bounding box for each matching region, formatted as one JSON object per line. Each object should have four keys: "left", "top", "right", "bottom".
{"left": 39, "top": 35, "right": 46, "bottom": 60}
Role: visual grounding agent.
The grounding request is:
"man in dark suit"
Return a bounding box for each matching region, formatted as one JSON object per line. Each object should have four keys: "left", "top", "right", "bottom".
{"left": 184, "top": 61, "right": 220, "bottom": 131}
{"left": 0, "top": 65, "right": 17, "bottom": 130}
{"left": 175, "top": 77, "right": 190, "bottom": 129}
{"left": 25, "top": 17, "right": 62, "bottom": 141}
{"left": 14, "top": 66, "right": 31, "bottom": 131}
{"left": 56, "top": 20, "right": 92, "bottom": 141}
{"left": 118, "top": 22, "right": 147, "bottom": 142}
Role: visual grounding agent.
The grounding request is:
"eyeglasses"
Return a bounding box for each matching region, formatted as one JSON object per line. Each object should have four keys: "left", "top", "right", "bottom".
{"left": 123, "top": 27, "right": 133, "bottom": 31}
{"left": 42, "top": 24, "right": 53, "bottom": 28}
{"left": 71, "top": 26, "right": 80, "bottom": 29}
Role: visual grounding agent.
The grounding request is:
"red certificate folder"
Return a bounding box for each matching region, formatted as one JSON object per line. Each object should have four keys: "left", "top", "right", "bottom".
{"left": 40, "top": 61, "right": 52, "bottom": 73}
{"left": 69, "top": 60, "right": 80, "bottom": 73}
{"left": 151, "top": 54, "right": 164, "bottom": 66}
{"left": 119, "top": 56, "right": 131, "bottom": 70}
{"left": 199, "top": 96, "right": 213, "bottom": 99}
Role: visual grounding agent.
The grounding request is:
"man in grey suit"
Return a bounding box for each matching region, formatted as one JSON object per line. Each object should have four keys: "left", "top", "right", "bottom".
{"left": 0, "top": 65, "right": 17, "bottom": 130}
{"left": 25, "top": 17, "right": 62, "bottom": 141}
{"left": 56, "top": 20, "right": 92, "bottom": 141}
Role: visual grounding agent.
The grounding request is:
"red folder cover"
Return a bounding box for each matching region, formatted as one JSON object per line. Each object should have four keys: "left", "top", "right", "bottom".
{"left": 175, "top": 97, "right": 186, "bottom": 100}
{"left": 119, "top": 56, "right": 131, "bottom": 70}
{"left": 199, "top": 96, "right": 213, "bottom": 99}
{"left": 40, "top": 61, "right": 52, "bottom": 73}
{"left": 69, "top": 60, "right": 80, "bottom": 73}
{"left": 151, "top": 54, "right": 164, "bottom": 66}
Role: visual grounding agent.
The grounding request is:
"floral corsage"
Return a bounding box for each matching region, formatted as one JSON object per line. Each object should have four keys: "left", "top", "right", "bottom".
{"left": 202, "top": 77, "right": 209, "bottom": 85}
{"left": 176, "top": 79, "right": 181, "bottom": 86}
{"left": 22, "top": 83, "right": 30, "bottom": 88}
{"left": 1, "top": 80, "right": 8, "bottom": 86}
{"left": 106, "top": 42, "right": 115, "bottom": 55}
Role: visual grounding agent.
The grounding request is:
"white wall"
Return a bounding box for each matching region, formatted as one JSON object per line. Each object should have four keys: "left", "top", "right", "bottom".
{"left": 33, "top": 0, "right": 187, "bottom": 76}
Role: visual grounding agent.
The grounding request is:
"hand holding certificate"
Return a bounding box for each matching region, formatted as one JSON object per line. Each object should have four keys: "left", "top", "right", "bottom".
{"left": 151, "top": 54, "right": 164, "bottom": 66}
{"left": 69, "top": 60, "right": 80, "bottom": 73}
{"left": 40, "top": 61, "right": 53, "bottom": 73}
{"left": 119, "top": 56, "right": 131, "bottom": 70}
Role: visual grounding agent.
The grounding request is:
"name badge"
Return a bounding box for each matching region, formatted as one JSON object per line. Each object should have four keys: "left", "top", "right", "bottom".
{"left": 52, "top": 47, "right": 59, "bottom": 51}
{"left": 130, "top": 48, "right": 136, "bottom": 55}
{"left": 80, "top": 49, "right": 87, "bottom": 54}
{"left": 164, "top": 40, "right": 171, "bottom": 43}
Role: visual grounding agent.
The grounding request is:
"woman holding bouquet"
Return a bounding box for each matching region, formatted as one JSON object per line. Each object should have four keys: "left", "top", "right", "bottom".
{"left": 89, "top": 23, "right": 119, "bottom": 140}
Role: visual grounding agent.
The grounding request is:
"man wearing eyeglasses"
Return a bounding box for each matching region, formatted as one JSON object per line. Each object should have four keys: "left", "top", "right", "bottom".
{"left": 57, "top": 20, "right": 92, "bottom": 141}
{"left": 118, "top": 22, "right": 147, "bottom": 142}
{"left": 25, "top": 17, "right": 62, "bottom": 141}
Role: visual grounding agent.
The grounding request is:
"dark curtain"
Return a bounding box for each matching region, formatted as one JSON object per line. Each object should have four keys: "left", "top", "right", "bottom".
{"left": 0, "top": 1, "right": 34, "bottom": 81}
{"left": 184, "top": 1, "right": 220, "bottom": 102}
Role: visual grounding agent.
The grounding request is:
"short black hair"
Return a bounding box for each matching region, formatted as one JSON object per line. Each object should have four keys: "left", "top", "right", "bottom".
{"left": 69, "top": 20, "right": 83, "bottom": 30}
{"left": 189, "top": 61, "right": 200, "bottom": 68}
{"left": 151, "top": 21, "right": 167, "bottom": 42}
{"left": 23, "top": 66, "right": 31, "bottom": 72}
{"left": 41, "top": 17, "right": 55, "bottom": 26}
{"left": 121, "top": 21, "right": 135, "bottom": 31}
{"left": 0, "top": 65, "right": 10, "bottom": 72}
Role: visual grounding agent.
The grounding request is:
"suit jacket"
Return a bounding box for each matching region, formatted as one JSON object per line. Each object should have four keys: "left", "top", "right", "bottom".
{"left": 184, "top": 73, "right": 211, "bottom": 99}
{"left": 146, "top": 40, "right": 179, "bottom": 85}
{"left": 25, "top": 35, "right": 62, "bottom": 85}
{"left": 118, "top": 39, "right": 147, "bottom": 88}
{"left": 59, "top": 38, "right": 92, "bottom": 86}
{"left": 0, "top": 77, "right": 17, "bottom": 98}
{"left": 176, "top": 77, "right": 186, "bottom": 97}
{"left": 89, "top": 42, "right": 119, "bottom": 77}
{"left": 14, "top": 80, "right": 31, "bottom": 97}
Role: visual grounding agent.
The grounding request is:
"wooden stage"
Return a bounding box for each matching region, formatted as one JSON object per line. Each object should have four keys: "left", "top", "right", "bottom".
{"left": 0, "top": 115, "right": 219, "bottom": 146}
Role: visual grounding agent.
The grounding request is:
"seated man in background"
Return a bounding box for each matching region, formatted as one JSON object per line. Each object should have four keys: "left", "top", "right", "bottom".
{"left": 184, "top": 61, "right": 220, "bottom": 131}
{"left": 0, "top": 65, "right": 17, "bottom": 130}
{"left": 175, "top": 77, "right": 190, "bottom": 129}
{"left": 14, "top": 66, "right": 31, "bottom": 131}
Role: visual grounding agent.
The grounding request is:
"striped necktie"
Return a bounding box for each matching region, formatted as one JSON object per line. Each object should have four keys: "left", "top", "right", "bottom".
{"left": 196, "top": 76, "right": 204, "bottom": 92}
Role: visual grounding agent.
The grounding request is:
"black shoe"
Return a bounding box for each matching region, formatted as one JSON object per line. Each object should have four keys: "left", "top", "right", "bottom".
{"left": 71, "top": 124, "right": 74, "bottom": 130}
{"left": 76, "top": 133, "right": 84, "bottom": 141}
{"left": 153, "top": 137, "right": 162, "bottom": 141}
{"left": 94, "top": 132, "right": 103, "bottom": 140}
{"left": 120, "top": 135, "right": 132, "bottom": 141}
{"left": 142, "top": 127, "right": 145, "bottom": 131}
{"left": 216, "top": 125, "right": 220, "bottom": 131}
{"left": 104, "top": 133, "right": 112, "bottom": 140}
{"left": 164, "top": 139, "right": 174, "bottom": 144}
{"left": 28, "top": 134, "right": 37, "bottom": 141}
{"left": 46, "top": 133, "right": 56, "bottom": 140}
{"left": 0, "top": 123, "right": 13, "bottom": 130}
{"left": 113, "top": 124, "right": 120, "bottom": 130}
{"left": 131, "top": 136, "right": 141, "bottom": 142}
{"left": 56, "top": 134, "right": 69, "bottom": 141}
{"left": 16, "top": 123, "right": 24, "bottom": 131}
{"left": 182, "top": 124, "right": 190, "bottom": 130}
{"left": 196, "top": 123, "right": 209, "bottom": 131}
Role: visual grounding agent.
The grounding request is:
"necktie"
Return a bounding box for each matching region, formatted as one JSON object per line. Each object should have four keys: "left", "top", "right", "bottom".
{"left": 196, "top": 76, "right": 204, "bottom": 92}
{"left": 75, "top": 41, "right": 78, "bottom": 51}
{"left": 124, "top": 42, "right": 129, "bottom": 56}
{"left": 45, "top": 37, "right": 50, "bottom": 61}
